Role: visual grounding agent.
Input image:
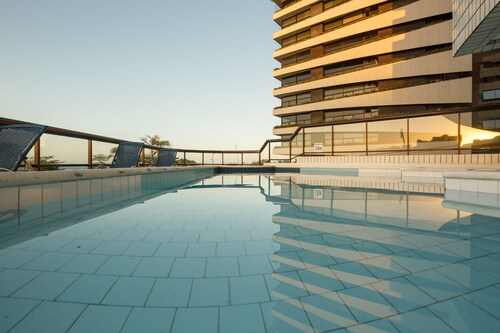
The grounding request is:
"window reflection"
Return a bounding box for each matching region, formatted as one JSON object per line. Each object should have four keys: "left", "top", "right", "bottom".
{"left": 334, "top": 123, "right": 365, "bottom": 151}
{"left": 368, "top": 119, "right": 407, "bottom": 151}
{"left": 409, "top": 115, "right": 459, "bottom": 151}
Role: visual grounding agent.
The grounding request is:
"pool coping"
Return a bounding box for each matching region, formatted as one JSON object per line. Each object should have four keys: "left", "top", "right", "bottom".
{"left": 0, "top": 166, "right": 304, "bottom": 188}
{"left": 0, "top": 166, "right": 216, "bottom": 188}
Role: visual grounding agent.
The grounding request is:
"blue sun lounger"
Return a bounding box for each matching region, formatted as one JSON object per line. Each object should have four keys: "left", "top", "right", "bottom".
{"left": 0, "top": 124, "right": 47, "bottom": 171}
{"left": 110, "top": 142, "right": 144, "bottom": 168}
{"left": 156, "top": 148, "right": 177, "bottom": 167}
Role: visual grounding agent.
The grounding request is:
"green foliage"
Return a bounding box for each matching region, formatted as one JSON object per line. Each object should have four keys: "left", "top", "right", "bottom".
{"left": 140, "top": 135, "right": 170, "bottom": 148}
{"left": 140, "top": 135, "right": 171, "bottom": 166}
{"left": 174, "top": 158, "right": 197, "bottom": 165}
{"left": 92, "top": 153, "right": 113, "bottom": 164}
{"left": 28, "top": 155, "right": 64, "bottom": 171}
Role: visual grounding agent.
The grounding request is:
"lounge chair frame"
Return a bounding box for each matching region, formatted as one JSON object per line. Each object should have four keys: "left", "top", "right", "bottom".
{"left": 110, "top": 142, "right": 144, "bottom": 168}
{"left": 156, "top": 148, "right": 177, "bottom": 167}
{"left": 0, "top": 124, "right": 47, "bottom": 171}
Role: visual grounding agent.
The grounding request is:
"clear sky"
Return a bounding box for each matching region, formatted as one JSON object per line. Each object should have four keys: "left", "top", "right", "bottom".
{"left": 0, "top": 0, "right": 280, "bottom": 152}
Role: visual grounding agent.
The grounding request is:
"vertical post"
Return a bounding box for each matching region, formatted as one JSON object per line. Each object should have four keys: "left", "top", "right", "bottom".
{"left": 457, "top": 112, "right": 461, "bottom": 155}
{"left": 141, "top": 149, "right": 145, "bottom": 167}
{"left": 222, "top": 153, "right": 224, "bottom": 165}
{"left": 88, "top": 139, "right": 93, "bottom": 169}
{"left": 202, "top": 153, "right": 205, "bottom": 166}
{"left": 34, "top": 139, "right": 41, "bottom": 171}
{"left": 183, "top": 152, "right": 186, "bottom": 166}
{"left": 259, "top": 150, "right": 262, "bottom": 165}
{"left": 406, "top": 118, "right": 410, "bottom": 155}
{"left": 268, "top": 143, "right": 271, "bottom": 162}
{"left": 331, "top": 125, "right": 334, "bottom": 156}
{"left": 365, "top": 122, "right": 368, "bottom": 156}
{"left": 289, "top": 137, "right": 292, "bottom": 162}
{"left": 241, "top": 153, "right": 244, "bottom": 165}
{"left": 302, "top": 129, "right": 305, "bottom": 156}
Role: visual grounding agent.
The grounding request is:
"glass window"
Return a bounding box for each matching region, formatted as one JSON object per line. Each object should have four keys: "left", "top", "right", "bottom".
{"left": 409, "top": 115, "right": 459, "bottom": 151}
{"left": 304, "top": 126, "right": 332, "bottom": 153}
{"left": 282, "top": 36, "right": 296, "bottom": 46}
{"left": 282, "top": 75, "right": 297, "bottom": 86}
{"left": 297, "top": 93, "right": 311, "bottom": 104}
{"left": 282, "top": 16, "right": 296, "bottom": 27}
{"left": 281, "top": 93, "right": 311, "bottom": 107}
{"left": 324, "top": 0, "right": 349, "bottom": 10}
{"left": 282, "top": 116, "right": 296, "bottom": 125}
{"left": 368, "top": 119, "right": 407, "bottom": 151}
{"left": 282, "top": 30, "right": 310, "bottom": 47}
{"left": 281, "top": 71, "right": 311, "bottom": 86}
{"left": 460, "top": 112, "right": 500, "bottom": 152}
{"left": 324, "top": 65, "right": 343, "bottom": 76}
{"left": 297, "top": 113, "right": 311, "bottom": 124}
{"left": 334, "top": 123, "right": 366, "bottom": 152}
{"left": 483, "top": 89, "right": 500, "bottom": 101}
{"left": 343, "top": 10, "right": 364, "bottom": 24}
{"left": 324, "top": 18, "right": 342, "bottom": 32}
{"left": 324, "top": 87, "right": 342, "bottom": 100}
{"left": 296, "top": 9, "right": 310, "bottom": 21}
{"left": 282, "top": 9, "right": 310, "bottom": 28}
{"left": 297, "top": 30, "right": 310, "bottom": 42}
{"left": 297, "top": 72, "right": 311, "bottom": 83}
{"left": 281, "top": 51, "right": 310, "bottom": 67}
{"left": 296, "top": 51, "right": 311, "bottom": 62}
{"left": 282, "top": 95, "right": 297, "bottom": 107}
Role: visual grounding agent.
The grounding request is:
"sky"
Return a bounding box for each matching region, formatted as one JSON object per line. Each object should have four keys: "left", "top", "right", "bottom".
{"left": 0, "top": 0, "right": 281, "bottom": 153}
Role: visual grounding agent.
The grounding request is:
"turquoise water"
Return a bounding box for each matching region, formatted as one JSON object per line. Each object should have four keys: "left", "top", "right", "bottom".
{"left": 0, "top": 174, "right": 499, "bottom": 333}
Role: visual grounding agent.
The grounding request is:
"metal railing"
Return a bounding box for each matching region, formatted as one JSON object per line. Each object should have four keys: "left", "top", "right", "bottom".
{"left": 0, "top": 116, "right": 288, "bottom": 169}
{"left": 1, "top": 105, "right": 499, "bottom": 170}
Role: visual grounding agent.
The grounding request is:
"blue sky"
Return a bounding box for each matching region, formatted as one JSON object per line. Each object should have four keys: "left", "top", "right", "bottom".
{"left": 0, "top": 0, "right": 280, "bottom": 151}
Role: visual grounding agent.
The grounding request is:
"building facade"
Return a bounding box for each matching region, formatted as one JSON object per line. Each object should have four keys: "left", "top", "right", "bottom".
{"left": 270, "top": 0, "right": 484, "bottom": 155}
{"left": 452, "top": 0, "right": 500, "bottom": 105}
{"left": 452, "top": 0, "right": 500, "bottom": 56}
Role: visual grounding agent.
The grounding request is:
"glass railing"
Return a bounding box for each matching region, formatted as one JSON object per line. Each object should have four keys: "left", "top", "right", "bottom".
{"left": 272, "top": 106, "right": 500, "bottom": 157}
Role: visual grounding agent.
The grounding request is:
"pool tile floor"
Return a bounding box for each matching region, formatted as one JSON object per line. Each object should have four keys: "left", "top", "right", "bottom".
{"left": 0, "top": 175, "right": 499, "bottom": 332}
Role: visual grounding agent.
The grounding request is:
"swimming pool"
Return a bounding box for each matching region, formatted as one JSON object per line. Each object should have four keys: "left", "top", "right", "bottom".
{"left": 0, "top": 172, "right": 499, "bottom": 332}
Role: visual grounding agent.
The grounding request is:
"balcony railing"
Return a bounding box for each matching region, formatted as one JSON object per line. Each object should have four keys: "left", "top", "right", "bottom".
{"left": 1, "top": 105, "right": 499, "bottom": 170}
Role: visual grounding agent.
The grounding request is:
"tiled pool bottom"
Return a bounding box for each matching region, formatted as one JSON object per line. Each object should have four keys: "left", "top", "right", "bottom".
{"left": 0, "top": 175, "right": 499, "bottom": 333}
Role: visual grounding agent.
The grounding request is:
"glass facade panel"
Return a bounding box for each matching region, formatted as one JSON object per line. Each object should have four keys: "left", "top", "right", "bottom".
{"left": 304, "top": 126, "right": 332, "bottom": 153}
{"left": 278, "top": 110, "right": 499, "bottom": 157}
{"left": 460, "top": 111, "right": 500, "bottom": 152}
{"left": 409, "top": 114, "right": 459, "bottom": 151}
{"left": 334, "top": 123, "right": 365, "bottom": 152}
{"left": 368, "top": 119, "right": 407, "bottom": 151}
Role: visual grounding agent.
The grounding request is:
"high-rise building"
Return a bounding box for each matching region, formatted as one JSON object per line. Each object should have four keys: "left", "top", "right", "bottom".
{"left": 271, "top": 0, "right": 474, "bottom": 149}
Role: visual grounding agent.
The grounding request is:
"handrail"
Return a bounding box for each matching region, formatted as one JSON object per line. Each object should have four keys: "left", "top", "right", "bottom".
{"left": 1, "top": 104, "right": 499, "bottom": 169}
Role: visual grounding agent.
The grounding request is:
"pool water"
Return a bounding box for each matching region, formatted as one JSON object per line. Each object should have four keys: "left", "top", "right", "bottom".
{"left": 0, "top": 174, "right": 499, "bottom": 333}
